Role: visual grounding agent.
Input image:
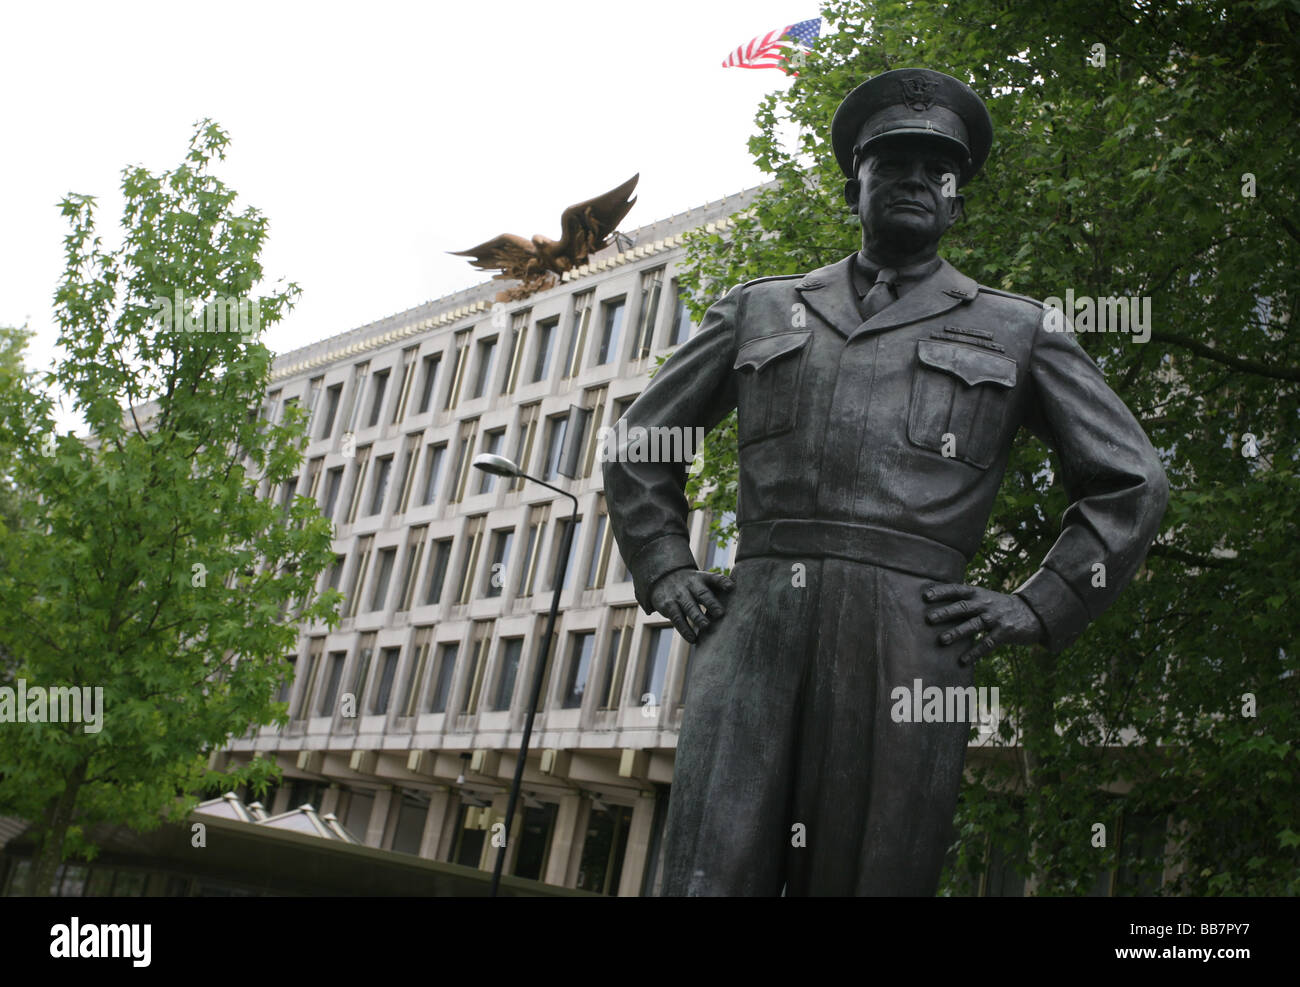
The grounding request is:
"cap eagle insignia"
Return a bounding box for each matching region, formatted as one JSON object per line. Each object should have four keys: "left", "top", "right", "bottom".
{"left": 899, "top": 77, "right": 939, "bottom": 111}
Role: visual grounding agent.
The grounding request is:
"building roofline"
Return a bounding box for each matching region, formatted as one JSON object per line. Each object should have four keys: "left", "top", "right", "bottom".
{"left": 266, "top": 182, "right": 770, "bottom": 378}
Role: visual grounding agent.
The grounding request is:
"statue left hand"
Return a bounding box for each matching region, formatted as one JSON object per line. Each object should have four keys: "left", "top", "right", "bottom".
{"left": 922, "top": 583, "right": 1046, "bottom": 666}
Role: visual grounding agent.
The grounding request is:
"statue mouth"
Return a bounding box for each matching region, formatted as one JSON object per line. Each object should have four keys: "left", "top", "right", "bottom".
{"left": 890, "top": 198, "right": 931, "bottom": 213}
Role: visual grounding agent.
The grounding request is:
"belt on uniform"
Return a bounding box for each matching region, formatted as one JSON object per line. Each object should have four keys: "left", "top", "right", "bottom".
{"left": 735, "top": 519, "right": 966, "bottom": 583}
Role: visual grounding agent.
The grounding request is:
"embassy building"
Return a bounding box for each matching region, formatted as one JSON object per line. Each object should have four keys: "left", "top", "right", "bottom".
{"left": 214, "top": 184, "right": 1165, "bottom": 898}
{"left": 216, "top": 186, "right": 762, "bottom": 897}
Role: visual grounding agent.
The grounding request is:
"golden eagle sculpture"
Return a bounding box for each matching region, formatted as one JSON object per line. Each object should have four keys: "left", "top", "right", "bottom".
{"left": 451, "top": 174, "right": 639, "bottom": 302}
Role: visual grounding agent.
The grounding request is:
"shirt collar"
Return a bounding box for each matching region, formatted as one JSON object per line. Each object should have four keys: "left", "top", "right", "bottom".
{"left": 853, "top": 251, "right": 943, "bottom": 297}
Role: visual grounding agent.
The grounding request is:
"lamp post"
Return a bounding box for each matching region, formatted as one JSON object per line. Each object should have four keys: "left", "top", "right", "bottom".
{"left": 471, "top": 453, "right": 578, "bottom": 897}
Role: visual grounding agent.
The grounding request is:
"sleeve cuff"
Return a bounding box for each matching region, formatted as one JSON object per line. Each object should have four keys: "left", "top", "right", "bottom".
{"left": 1014, "top": 566, "right": 1091, "bottom": 654}
{"left": 629, "top": 534, "right": 698, "bottom": 614}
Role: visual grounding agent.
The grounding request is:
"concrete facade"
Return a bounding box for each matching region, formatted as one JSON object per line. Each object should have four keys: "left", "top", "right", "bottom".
{"left": 221, "top": 185, "right": 764, "bottom": 895}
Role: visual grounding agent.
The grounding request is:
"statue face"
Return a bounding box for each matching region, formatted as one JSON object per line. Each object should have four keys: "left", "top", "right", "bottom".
{"left": 849, "top": 142, "right": 964, "bottom": 258}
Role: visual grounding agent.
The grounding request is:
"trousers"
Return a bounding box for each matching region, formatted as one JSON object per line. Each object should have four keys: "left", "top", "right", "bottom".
{"left": 660, "top": 555, "right": 975, "bottom": 896}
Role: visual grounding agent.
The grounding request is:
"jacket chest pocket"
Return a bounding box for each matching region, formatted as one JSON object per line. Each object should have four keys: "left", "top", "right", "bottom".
{"left": 907, "top": 339, "right": 1018, "bottom": 469}
{"left": 733, "top": 331, "right": 811, "bottom": 447}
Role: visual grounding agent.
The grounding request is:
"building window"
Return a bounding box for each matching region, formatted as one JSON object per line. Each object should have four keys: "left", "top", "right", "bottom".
{"left": 369, "top": 546, "right": 397, "bottom": 612}
{"left": 304, "top": 456, "right": 324, "bottom": 502}
{"left": 416, "top": 352, "right": 442, "bottom": 415}
{"left": 444, "top": 330, "right": 471, "bottom": 410}
{"left": 640, "top": 627, "right": 673, "bottom": 708}
{"left": 351, "top": 632, "right": 377, "bottom": 712}
{"left": 668, "top": 278, "right": 694, "bottom": 345}
{"left": 344, "top": 445, "right": 372, "bottom": 525}
{"left": 493, "top": 637, "right": 524, "bottom": 712}
{"left": 396, "top": 524, "right": 429, "bottom": 612}
{"left": 541, "top": 414, "right": 567, "bottom": 482}
{"left": 279, "top": 476, "right": 297, "bottom": 517}
{"left": 319, "top": 382, "right": 343, "bottom": 439}
{"left": 423, "top": 538, "right": 453, "bottom": 606}
{"left": 428, "top": 642, "right": 458, "bottom": 713}
{"left": 280, "top": 395, "right": 299, "bottom": 430}
{"left": 372, "top": 647, "right": 401, "bottom": 714}
{"left": 550, "top": 515, "right": 582, "bottom": 591}
{"left": 463, "top": 621, "right": 493, "bottom": 715}
{"left": 318, "top": 650, "right": 346, "bottom": 717}
{"left": 343, "top": 361, "right": 370, "bottom": 435}
{"left": 532, "top": 316, "right": 558, "bottom": 383}
{"left": 577, "top": 804, "right": 633, "bottom": 895}
{"left": 562, "top": 291, "right": 594, "bottom": 378}
{"left": 586, "top": 495, "right": 614, "bottom": 589}
{"left": 595, "top": 296, "right": 626, "bottom": 365}
{"left": 484, "top": 527, "right": 514, "bottom": 598}
{"left": 294, "top": 638, "right": 324, "bottom": 719}
{"left": 276, "top": 654, "right": 296, "bottom": 705}
{"left": 366, "top": 368, "right": 390, "bottom": 428}
{"left": 322, "top": 466, "right": 344, "bottom": 520}
{"left": 502, "top": 310, "right": 530, "bottom": 395}
{"left": 368, "top": 454, "right": 393, "bottom": 516}
{"left": 456, "top": 516, "right": 486, "bottom": 604}
{"left": 392, "top": 347, "right": 419, "bottom": 423}
{"left": 325, "top": 553, "right": 346, "bottom": 593}
{"left": 449, "top": 418, "right": 480, "bottom": 504}
{"left": 289, "top": 779, "right": 326, "bottom": 813}
{"left": 561, "top": 631, "right": 596, "bottom": 709}
{"left": 511, "top": 403, "right": 540, "bottom": 491}
{"left": 471, "top": 336, "right": 497, "bottom": 400}
{"left": 304, "top": 376, "right": 323, "bottom": 434}
{"left": 517, "top": 504, "right": 548, "bottom": 597}
{"left": 611, "top": 544, "right": 630, "bottom": 583}
{"left": 599, "top": 608, "right": 636, "bottom": 710}
{"left": 612, "top": 394, "right": 638, "bottom": 423}
{"left": 344, "top": 790, "right": 374, "bottom": 841}
{"left": 704, "top": 510, "right": 737, "bottom": 572}
{"left": 631, "top": 267, "right": 664, "bottom": 358}
{"left": 451, "top": 804, "right": 486, "bottom": 868}
{"left": 477, "top": 428, "right": 506, "bottom": 495}
{"left": 512, "top": 802, "right": 558, "bottom": 881}
{"left": 394, "top": 433, "right": 422, "bottom": 515}
{"left": 421, "top": 442, "right": 447, "bottom": 507}
{"left": 1115, "top": 813, "right": 1169, "bottom": 896}
{"left": 391, "top": 790, "right": 429, "bottom": 855}
{"left": 580, "top": 385, "right": 608, "bottom": 478}
{"left": 346, "top": 535, "right": 375, "bottom": 619}
{"left": 402, "top": 626, "right": 433, "bottom": 717}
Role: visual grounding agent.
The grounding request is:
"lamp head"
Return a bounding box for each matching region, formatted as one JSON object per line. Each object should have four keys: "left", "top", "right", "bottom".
{"left": 472, "top": 453, "right": 520, "bottom": 478}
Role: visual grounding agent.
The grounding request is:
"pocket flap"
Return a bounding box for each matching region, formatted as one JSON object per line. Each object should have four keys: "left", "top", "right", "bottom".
{"left": 734, "top": 331, "right": 811, "bottom": 372}
{"left": 917, "top": 339, "right": 1017, "bottom": 388}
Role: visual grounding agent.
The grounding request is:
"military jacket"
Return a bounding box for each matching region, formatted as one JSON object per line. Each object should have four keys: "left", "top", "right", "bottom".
{"left": 602, "top": 252, "right": 1169, "bottom": 653}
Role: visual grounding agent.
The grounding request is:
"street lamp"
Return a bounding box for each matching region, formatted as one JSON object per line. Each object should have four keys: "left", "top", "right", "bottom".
{"left": 471, "top": 452, "right": 579, "bottom": 897}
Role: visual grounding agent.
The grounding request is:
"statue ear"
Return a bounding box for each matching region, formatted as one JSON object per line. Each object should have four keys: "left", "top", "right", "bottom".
{"left": 844, "top": 179, "right": 861, "bottom": 209}
{"left": 947, "top": 193, "right": 966, "bottom": 226}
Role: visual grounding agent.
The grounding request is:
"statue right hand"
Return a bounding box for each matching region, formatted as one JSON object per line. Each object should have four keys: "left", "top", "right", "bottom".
{"left": 650, "top": 568, "right": 736, "bottom": 643}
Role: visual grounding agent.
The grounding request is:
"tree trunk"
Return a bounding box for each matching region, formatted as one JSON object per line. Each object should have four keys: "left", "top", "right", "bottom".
{"left": 25, "top": 759, "right": 88, "bottom": 897}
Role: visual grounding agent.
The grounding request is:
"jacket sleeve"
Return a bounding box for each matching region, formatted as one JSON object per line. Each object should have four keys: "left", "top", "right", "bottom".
{"left": 602, "top": 284, "right": 743, "bottom": 613}
{"left": 1013, "top": 307, "right": 1169, "bottom": 653}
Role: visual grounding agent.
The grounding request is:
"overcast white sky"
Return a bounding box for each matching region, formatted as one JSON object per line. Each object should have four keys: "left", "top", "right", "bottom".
{"left": 0, "top": 0, "right": 824, "bottom": 427}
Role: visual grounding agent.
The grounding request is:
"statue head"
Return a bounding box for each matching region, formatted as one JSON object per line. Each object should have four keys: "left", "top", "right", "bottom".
{"left": 832, "top": 69, "right": 992, "bottom": 262}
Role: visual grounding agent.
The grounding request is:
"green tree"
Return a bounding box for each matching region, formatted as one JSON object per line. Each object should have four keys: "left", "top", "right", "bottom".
{"left": 675, "top": 0, "right": 1299, "bottom": 894}
{"left": 0, "top": 121, "right": 340, "bottom": 895}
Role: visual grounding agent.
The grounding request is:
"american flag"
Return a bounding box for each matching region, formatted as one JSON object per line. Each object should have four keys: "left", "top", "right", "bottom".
{"left": 721, "top": 18, "right": 821, "bottom": 72}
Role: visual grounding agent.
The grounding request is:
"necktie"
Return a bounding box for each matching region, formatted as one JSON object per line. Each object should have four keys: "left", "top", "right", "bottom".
{"left": 859, "top": 267, "right": 898, "bottom": 321}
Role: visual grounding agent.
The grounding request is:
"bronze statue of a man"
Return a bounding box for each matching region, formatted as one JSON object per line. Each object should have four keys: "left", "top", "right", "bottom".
{"left": 602, "top": 68, "right": 1168, "bottom": 896}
